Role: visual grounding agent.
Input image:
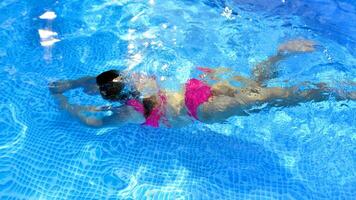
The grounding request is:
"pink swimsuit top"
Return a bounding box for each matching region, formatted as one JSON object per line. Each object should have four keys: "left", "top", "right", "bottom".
{"left": 126, "top": 91, "right": 168, "bottom": 127}
{"left": 126, "top": 78, "right": 212, "bottom": 127}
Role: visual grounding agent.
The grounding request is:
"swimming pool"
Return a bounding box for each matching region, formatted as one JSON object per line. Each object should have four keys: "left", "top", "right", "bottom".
{"left": 0, "top": 0, "right": 355, "bottom": 199}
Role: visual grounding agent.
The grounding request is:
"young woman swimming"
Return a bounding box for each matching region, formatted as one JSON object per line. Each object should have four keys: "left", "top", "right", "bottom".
{"left": 49, "top": 39, "right": 355, "bottom": 128}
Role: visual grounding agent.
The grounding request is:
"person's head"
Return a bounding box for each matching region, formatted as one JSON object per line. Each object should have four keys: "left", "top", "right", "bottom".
{"left": 96, "top": 70, "right": 139, "bottom": 102}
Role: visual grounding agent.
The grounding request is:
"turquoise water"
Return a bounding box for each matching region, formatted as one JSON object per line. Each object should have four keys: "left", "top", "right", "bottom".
{"left": 0, "top": 0, "right": 355, "bottom": 199}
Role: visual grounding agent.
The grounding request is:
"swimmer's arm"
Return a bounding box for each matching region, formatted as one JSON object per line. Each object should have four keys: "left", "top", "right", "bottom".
{"left": 53, "top": 93, "right": 142, "bottom": 127}
{"left": 52, "top": 93, "right": 104, "bottom": 126}
{"left": 49, "top": 76, "right": 98, "bottom": 95}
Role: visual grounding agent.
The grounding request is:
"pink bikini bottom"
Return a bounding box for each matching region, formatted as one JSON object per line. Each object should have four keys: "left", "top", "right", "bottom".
{"left": 184, "top": 78, "right": 212, "bottom": 119}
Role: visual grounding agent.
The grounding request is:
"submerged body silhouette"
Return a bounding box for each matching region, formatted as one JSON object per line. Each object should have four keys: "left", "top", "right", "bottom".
{"left": 50, "top": 39, "right": 355, "bottom": 128}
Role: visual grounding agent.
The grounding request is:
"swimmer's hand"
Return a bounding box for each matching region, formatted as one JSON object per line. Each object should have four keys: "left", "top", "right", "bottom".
{"left": 93, "top": 105, "right": 124, "bottom": 112}
{"left": 53, "top": 93, "right": 105, "bottom": 127}
{"left": 53, "top": 93, "right": 102, "bottom": 113}
{"left": 49, "top": 76, "right": 97, "bottom": 94}
{"left": 49, "top": 81, "right": 73, "bottom": 94}
{"left": 278, "top": 39, "right": 316, "bottom": 54}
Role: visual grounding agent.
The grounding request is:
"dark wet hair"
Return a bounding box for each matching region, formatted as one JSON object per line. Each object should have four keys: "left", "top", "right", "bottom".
{"left": 96, "top": 70, "right": 140, "bottom": 102}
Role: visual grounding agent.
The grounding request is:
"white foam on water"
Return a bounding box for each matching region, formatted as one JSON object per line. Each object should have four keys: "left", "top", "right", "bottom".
{"left": 39, "top": 11, "right": 57, "bottom": 20}
{"left": 40, "top": 38, "right": 61, "bottom": 47}
{"left": 38, "top": 29, "right": 60, "bottom": 47}
{"left": 38, "top": 29, "right": 58, "bottom": 39}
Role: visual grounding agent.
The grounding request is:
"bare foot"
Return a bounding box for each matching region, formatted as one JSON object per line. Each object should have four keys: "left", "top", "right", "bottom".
{"left": 278, "top": 39, "right": 316, "bottom": 54}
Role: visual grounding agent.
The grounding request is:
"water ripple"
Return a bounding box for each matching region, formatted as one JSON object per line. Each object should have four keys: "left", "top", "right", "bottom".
{"left": 0, "top": 104, "right": 27, "bottom": 156}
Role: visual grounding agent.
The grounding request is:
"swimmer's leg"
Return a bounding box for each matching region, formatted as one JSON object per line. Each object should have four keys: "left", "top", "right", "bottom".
{"left": 200, "top": 82, "right": 354, "bottom": 122}
{"left": 196, "top": 66, "right": 232, "bottom": 81}
{"left": 252, "top": 39, "right": 316, "bottom": 86}
{"left": 197, "top": 66, "right": 260, "bottom": 88}
{"left": 212, "top": 76, "right": 263, "bottom": 97}
{"left": 251, "top": 54, "right": 286, "bottom": 85}
{"left": 232, "top": 75, "right": 259, "bottom": 87}
{"left": 263, "top": 82, "right": 355, "bottom": 108}
{"left": 211, "top": 81, "right": 238, "bottom": 97}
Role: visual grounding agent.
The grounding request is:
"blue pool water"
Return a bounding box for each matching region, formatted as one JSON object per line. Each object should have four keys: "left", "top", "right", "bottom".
{"left": 0, "top": 0, "right": 355, "bottom": 199}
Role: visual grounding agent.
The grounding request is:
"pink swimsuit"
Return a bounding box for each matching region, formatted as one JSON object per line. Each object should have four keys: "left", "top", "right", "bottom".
{"left": 126, "top": 78, "right": 212, "bottom": 127}
{"left": 126, "top": 92, "right": 168, "bottom": 127}
{"left": 184, "top": 78, "right": 212, "bottom": 119}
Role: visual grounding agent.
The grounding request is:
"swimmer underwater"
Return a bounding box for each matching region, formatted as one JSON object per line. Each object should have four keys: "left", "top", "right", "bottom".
{"left": 49, "top": 39, "right": 356, "bottom": 128}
